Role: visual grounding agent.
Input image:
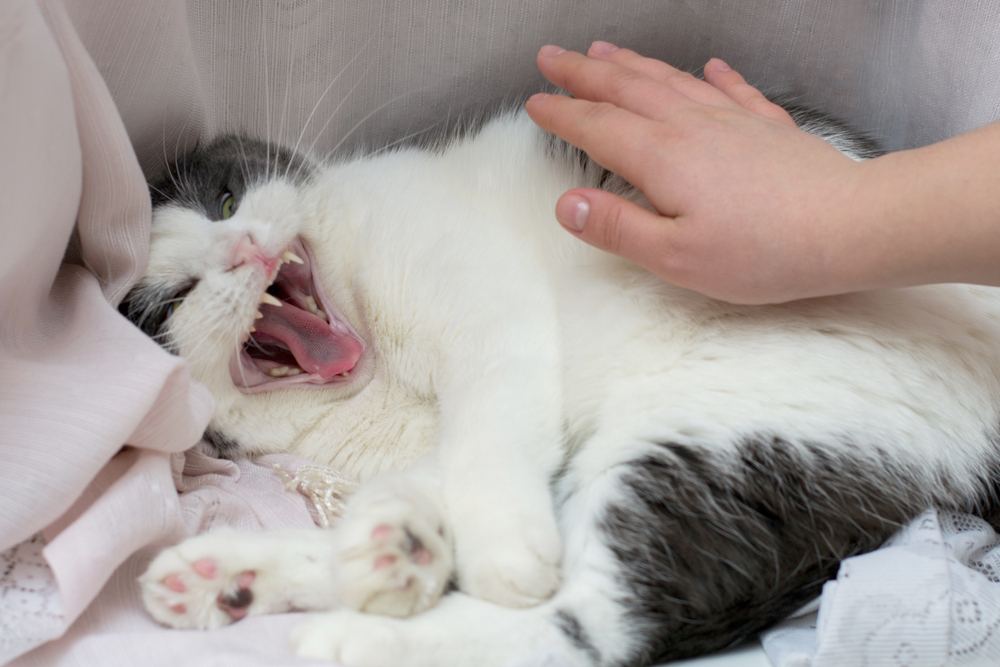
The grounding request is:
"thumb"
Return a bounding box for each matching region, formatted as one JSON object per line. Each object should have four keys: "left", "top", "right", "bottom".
{"left": 555, "top": 189, "right": 676, "bottom": 270}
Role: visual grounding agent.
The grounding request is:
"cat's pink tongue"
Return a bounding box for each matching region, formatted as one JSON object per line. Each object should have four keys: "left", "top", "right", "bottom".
{"left": 255, "top": 303, "right": 362, "bottom": 378}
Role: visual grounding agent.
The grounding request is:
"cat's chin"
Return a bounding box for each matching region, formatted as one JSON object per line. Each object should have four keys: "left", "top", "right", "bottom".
{"left": 229, "top": 237, "right": 367, "bottom": 394}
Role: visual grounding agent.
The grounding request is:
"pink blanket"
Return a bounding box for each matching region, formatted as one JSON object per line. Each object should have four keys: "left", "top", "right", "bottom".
{"left": 4, "top": 450, "right": 334, "bottom": 666}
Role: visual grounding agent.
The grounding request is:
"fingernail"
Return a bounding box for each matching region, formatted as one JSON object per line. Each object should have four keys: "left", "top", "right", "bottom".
{"left": 590, "top": 41, "right": 619, "bottom": 57}
{"left": 539, "top": 45, "right": 566, "bottom": 58}
{"left": 526, "top": 92, "right": 549, "bottom": 106}
{"left": 709, "top": 57, "right": 731, "bottom": 72}
{"left": 558, "top": 194, "right": 590, "bottom": 232}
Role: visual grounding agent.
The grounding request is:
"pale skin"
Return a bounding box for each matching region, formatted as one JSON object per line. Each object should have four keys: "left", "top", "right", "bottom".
{"left": 525, "top": 41, "right": 1000, "bottom": 305}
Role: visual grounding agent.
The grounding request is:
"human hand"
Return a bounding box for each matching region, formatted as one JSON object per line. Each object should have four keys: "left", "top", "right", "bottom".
{"left": 525, "top": 42, "right": 875, "bottom": 304}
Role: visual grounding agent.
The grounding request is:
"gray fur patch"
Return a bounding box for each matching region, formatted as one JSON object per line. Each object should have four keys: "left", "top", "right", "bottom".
{"left": 554, "top": 609, "right": 601, "bottom": 664}
{"left": 600, "top": 435, "right": 983, "bottom": 665}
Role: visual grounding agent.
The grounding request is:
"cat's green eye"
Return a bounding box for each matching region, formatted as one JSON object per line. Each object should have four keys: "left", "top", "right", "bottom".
{"left": 219, "top": 192, "right": 237, "bottom": 220}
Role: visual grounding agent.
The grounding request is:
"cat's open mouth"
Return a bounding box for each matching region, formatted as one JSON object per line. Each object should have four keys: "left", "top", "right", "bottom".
{"left": 230, "top": 238, "right": 365, "bottom": 393}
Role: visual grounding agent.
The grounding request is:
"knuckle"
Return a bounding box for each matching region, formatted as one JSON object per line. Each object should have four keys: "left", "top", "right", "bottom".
{"left": 733, "top": 82, "right": 765, "bottom": 105}
{"left": 754, "top": 98, "right": 789, "bottom": 119}
{"left": 597, "top": 203, "right": 628, "bottom": 252}
{"left": 608, "top": 68, "right": 641, "bottom": 96}
{"left": 581, "top": 101, "right": 613, "bottom": 125}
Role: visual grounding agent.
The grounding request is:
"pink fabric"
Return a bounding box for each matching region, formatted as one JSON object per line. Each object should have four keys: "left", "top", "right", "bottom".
{"left": 0, "top": 0, "right": 213, "bottom": 661}
{"left": 10, "top": 452, "right": 328, "bottom": 667}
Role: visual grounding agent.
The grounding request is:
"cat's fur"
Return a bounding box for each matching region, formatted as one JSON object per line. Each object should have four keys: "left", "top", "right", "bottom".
{"left": 127, "top": 108, "right": 1000, "bottom": 666}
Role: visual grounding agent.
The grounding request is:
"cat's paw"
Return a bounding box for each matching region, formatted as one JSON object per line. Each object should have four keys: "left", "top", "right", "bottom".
{"left": 453, "top": 499, "right": 562, "bottom": 608}
{"left": 139, "top": 531, "right": 263, "bottom": 629}
{"left": 335, "top": 477, "right": 453, "bottom": 617}
{"left": 292, "top": 610, "right": 404, "bottom": 665}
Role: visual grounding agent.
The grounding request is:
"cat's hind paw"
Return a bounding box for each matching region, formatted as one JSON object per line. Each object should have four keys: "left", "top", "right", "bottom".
{"left": 335, "top": 477, "right": 453, "bottom": 617}
{"left": 139, "top": 531, "right": 261, "bottom": 629}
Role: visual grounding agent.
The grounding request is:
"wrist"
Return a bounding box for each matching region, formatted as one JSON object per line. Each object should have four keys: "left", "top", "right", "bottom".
{"left": 830, "top": 148, "right": 960, "bottom": 293}
{"left": 843, "top": 123, "right": 1000, "bottom": 292}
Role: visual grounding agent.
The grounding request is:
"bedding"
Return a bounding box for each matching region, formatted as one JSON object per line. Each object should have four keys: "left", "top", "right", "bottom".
{"left": 3, "top": 0, "right": 1000, "bottom": 665}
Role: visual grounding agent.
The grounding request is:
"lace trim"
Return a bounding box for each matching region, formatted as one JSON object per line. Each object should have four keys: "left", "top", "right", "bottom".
{"left": 272, "top": 463, "right": 357, "bottom": 527}
{"left": 0, "top": 534, "right": 65, "bottom": 663}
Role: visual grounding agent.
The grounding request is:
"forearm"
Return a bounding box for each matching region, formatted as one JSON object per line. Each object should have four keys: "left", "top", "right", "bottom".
{"left": 847, "top": 122, "right": 1000, "bottom": 292}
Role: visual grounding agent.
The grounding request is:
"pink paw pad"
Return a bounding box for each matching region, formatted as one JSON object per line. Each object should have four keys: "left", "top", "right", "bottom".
{"left": 192, "top": 558, "right": 218, "bottom": 579}
{"left": 374, "top": 554, "right": 398, "bottom": 570}
{"left": 163, "top": 574, "right": 187, "bottom": 592}
{"left": 371, "top": 524, "right": 393, "bottom": 541}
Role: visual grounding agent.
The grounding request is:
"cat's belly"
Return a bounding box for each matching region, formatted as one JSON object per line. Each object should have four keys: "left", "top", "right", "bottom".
{"left": 557, "top": 272, "right": 1000, "bottom": 490}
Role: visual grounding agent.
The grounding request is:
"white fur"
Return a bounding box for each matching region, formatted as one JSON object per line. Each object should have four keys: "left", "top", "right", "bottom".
{"left": 138, "top": 111, "right": 1000, "bottom": 664}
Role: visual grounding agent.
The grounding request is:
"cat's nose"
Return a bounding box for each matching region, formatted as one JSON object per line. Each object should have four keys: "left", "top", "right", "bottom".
{"left": 227, "top": 234, "right": 280, "bottom": 275}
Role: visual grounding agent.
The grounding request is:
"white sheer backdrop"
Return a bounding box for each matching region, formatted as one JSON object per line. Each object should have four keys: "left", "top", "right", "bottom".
{"left": 3, "top": 1, "right": 1000, "bottom": 666}
{"left": 69, "top": 0, "right": 1000, "bottom": 179}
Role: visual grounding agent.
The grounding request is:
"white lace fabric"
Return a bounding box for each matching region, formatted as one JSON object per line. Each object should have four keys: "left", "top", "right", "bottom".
{"left": 0, "top": 536, "right": 63, "bottom": 663}
{"left": 763, "top": 509, "right": 1000, "bottom": 666}
{"left": 1, "top": 451, "right": 339, "bottom": 666}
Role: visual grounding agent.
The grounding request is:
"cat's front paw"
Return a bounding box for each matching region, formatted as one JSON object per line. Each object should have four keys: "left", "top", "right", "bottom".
{"left": 336, "top": 477, "right": 453, "bottom": 617}
{"left": 453, "top": 500, "right": 562, "bottom": 607}
{"left": 139, "top": 531, "right": 262, "bottom": 629}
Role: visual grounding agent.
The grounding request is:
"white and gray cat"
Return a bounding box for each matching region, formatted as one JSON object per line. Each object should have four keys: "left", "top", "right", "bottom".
{"left": 124, "top": 105, "right": 1000, "bottom": 666}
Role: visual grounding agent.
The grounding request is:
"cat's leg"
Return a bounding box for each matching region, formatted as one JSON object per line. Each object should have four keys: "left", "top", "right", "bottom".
{"left": 140, "top": 527, "right": 340, "bottom": 629}
{"left": 141, "top": 468, "right": 452, "bottom": 629}
{"left": 432, "top": 291, "right": 566, "bottom": 607}
{"left": 289, "top": 450, "right": 640, "bottom": 667}
{"left": 291, "top": 422, "right": 952, "bottom": 667}
{"left": 436, "top": 366, "right": 564, "bottom": 607}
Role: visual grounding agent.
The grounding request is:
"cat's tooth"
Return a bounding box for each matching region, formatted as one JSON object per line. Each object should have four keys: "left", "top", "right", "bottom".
{"left": 282, "top": 251, "right": 304, "bottom": 265}
{"left": 304, "top": 296, "right": 320, "bottom": 314}
{"left": 261, "top": 293, "right": 282, "bottom": 307}
{"left": 255, "top": 310, "right": 264, "bottom": 319}
{"left": 268, "top": 366, "right": 290, "bottom": 377}
{"left": 249, "top": 325, "right": 256, "bottom": 333}
{"left": 285, "top": 368, "right": 302, "bottom": 376}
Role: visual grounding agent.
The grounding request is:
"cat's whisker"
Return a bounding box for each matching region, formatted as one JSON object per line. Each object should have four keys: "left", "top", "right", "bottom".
{"left": 282, "top": 39, "right": 372, "bottom": 182}
{"left": 258, "top": 11, "right": 273, "bottom": 185}
{"left": 233, "top": 134, "right": 254, "bottom": 188}
{"left": 287, "top": 61, "right": 375, "bottom": 183}
{"left": 325, "top": 85, "right": 432, "bottom": 163}
{"left": 147, "top": 183, "right": 170, "bottom": 199}
{"left": 367, "top": 118, "right": 446, "bottom": 158}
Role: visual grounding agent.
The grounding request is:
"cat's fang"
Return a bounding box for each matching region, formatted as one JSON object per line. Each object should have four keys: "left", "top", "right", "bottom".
{"left": 261, "top": 293, "right": 282, "bottom": 307}
{"left": 282, "top": 251, "right": 304, "bottom": 265}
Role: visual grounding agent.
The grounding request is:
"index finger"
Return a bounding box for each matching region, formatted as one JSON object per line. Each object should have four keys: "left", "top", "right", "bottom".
{"left": 525, "top": 92, "right": 668, "bottom": 195}
{"left": 536, "top": 47, "right": 689, "bottom": 121}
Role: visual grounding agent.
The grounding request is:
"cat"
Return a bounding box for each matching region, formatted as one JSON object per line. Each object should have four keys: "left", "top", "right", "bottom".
{"left": 125, "top": 105, "right": 1000, "bottom": 666}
